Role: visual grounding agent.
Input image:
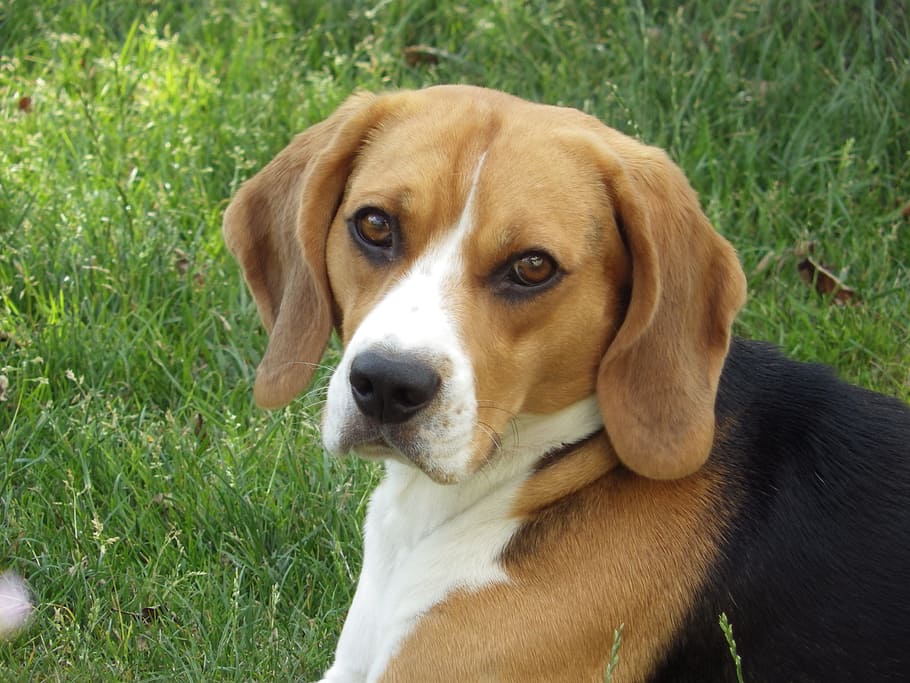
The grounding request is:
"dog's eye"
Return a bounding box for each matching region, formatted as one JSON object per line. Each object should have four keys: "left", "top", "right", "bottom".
{"left": 352, "top": 207, "right": 394, "bottom": 249}
{"left": 507, "top": 252, "right": 558, "bottom": 287}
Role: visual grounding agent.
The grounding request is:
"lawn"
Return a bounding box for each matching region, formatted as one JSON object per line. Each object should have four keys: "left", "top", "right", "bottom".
{"left": 1, "top": 1, "right": 908, "bottom": 680}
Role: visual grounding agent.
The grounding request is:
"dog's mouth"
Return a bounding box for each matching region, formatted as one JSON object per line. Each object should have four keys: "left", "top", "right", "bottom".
{"left": 348, "top": 434, "right": 409, "bottom": 462}
{"left": 330, "top": 420, "right": 482, "bottom": 484}
{"left": 333, "top": 421, "right": 415, "bottom": 457}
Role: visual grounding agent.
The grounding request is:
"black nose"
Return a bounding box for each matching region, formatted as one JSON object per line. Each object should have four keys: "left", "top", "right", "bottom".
{"left": 348, "top": 351, "right": 442, "bottom": 424}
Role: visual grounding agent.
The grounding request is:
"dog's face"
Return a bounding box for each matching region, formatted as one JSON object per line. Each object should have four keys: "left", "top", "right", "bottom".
{"left": 224, "top": 86, "right": 746, "bottom": 482}
{"left": 321, "top": 104, "right": 630, "bottom": 482}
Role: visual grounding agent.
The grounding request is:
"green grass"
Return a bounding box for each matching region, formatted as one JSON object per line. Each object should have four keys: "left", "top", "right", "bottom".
{"left": 1, "top": 0, "right": 908, "bottom": 679}
{"left": 719, "top": 613, "right": 745, "bottom": 683}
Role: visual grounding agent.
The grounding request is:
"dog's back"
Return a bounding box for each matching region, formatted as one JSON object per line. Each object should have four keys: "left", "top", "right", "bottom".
{"left": 656, "top": 338, "right": 910, "bottom": 682}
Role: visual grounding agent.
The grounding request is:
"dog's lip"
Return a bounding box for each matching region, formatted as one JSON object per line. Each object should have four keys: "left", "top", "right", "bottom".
{"left": 339, "top": 428, "right": 411, "bottom": 461}
{"left": 342, "top": 429, "right": 453, "bottom": 472}
{"left": 350, "top": 438, "right": 395, "bottom": 459}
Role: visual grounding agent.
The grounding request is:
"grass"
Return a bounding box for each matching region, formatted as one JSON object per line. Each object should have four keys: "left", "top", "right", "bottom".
{"left": 719, "top": 613, "right": 745, "bottom": 683}
{"left": 1, "top": 0, "right": 908, "bottom": 679}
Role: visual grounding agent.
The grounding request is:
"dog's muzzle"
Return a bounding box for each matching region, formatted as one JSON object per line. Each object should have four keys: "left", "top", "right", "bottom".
{"left": 322, "top": 317, "right": 477, "bottom": 482}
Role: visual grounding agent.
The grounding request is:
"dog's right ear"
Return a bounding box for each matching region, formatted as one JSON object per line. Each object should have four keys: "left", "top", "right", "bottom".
{"left": 223, "top": 91, "right": 386, "bottom": 409}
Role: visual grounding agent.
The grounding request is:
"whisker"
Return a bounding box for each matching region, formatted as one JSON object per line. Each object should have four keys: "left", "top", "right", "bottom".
{"left": 285, "top": 360, "right": 339, "bottom": 373}
{"left": 475, "top": 400, "right": 521, "bottom": 448}
{"left": 475, "top": 420, "right": 503, "bottom": 452}
{"left": 475, "top": 400, "right": 518, "bottom": 419}
{"left": 300, "top": 395, "right": 328, "bottom": 409}
{"left": 304, "top": 376, "right": 332, "bottom": 392}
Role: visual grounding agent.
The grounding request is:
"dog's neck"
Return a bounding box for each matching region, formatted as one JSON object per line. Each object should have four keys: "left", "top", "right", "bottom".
{"left": 369, "top": 395, "right": 605, "bottom": 546}
{"left": 322, "top": 395, "right": 605, "bottom": 682}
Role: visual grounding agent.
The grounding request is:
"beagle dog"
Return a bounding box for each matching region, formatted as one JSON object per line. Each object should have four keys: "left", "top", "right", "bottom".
{"left": 224, "top": 85, "right": 910, "bottom": 682}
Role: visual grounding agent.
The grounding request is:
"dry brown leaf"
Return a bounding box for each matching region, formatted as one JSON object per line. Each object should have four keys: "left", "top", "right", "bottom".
{"left": 403, "top": 45, "right": 442, "bottom": 66}
{"left": 193, "top": 412, "right": 205, "bottom": 438}
{"left": 174, "top": 248, "right": 191, "bottom": 275}
{"left": 797, "top": 255, "right": 859, "bottom": 306}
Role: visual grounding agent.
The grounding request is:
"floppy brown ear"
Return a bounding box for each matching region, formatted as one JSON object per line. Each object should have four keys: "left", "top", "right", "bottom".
{"left": 591, "top": 134, "right": 747, "bottom": 479}
{"left": 223, "top": 91, "right": 385, "bottom": 409}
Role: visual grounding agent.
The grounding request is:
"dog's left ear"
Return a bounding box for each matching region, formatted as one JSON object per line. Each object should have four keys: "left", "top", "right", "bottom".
{"left": 582, "top": 132, "right": 747, "bottom": 479}
{"left": 224, "top": 91, "right": 391, "bottom": 409}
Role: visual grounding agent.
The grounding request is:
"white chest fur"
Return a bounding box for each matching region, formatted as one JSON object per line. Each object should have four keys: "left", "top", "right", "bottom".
{"left": 317, "top": 397, "right": 603, "bottom": 683}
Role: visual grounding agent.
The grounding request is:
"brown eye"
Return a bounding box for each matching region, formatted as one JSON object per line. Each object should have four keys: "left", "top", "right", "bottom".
{"left": 508, "top": 252, "right": 558, "bottom": 287}
{"left": 353, "top": 208, "right": 394, "bottom": 248}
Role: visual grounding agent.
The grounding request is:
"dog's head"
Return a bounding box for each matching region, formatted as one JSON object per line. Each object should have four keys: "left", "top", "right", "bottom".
{"left": 224, "top": 86, "right": 746, "bottom": 483}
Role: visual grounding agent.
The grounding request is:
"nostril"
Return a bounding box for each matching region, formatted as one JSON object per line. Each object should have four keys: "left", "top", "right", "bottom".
{"left": 394, "top": 375, "right": 440, "bottom": 410}
{"left": 350, "top": 369, "right": 374, "bottom": 399}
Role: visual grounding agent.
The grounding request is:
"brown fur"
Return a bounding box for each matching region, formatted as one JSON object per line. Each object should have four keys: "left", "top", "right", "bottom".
{"left": 382, "top": 433, "right": 730, "bottom": 682}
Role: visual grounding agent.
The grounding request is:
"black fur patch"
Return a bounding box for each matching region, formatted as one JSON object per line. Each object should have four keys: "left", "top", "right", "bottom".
{"left": 532, "top": 428, "right": 605, "bottom": 473}
{"left": 653, "top": 338, "right": 910, "bottom": 682}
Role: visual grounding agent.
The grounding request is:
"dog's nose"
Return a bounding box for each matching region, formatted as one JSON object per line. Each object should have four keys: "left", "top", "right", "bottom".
{"left": 349, "top": 351, "right": 441, "bottom": 424}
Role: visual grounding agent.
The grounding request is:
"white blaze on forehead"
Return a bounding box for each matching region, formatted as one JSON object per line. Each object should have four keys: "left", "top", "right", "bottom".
{"left": 350, "top": 150, "right": 487, "bottom": 350}
{"left": 359, "top": 151, "right": 487, "bottom": 345}
{"left": 412, "top": 151, "right": 487, "bottom": 278}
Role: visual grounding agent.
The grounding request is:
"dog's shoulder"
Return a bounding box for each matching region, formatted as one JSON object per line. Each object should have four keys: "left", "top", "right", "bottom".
{"left": 654, "top": 337, "right": 910, "bottom": 682}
